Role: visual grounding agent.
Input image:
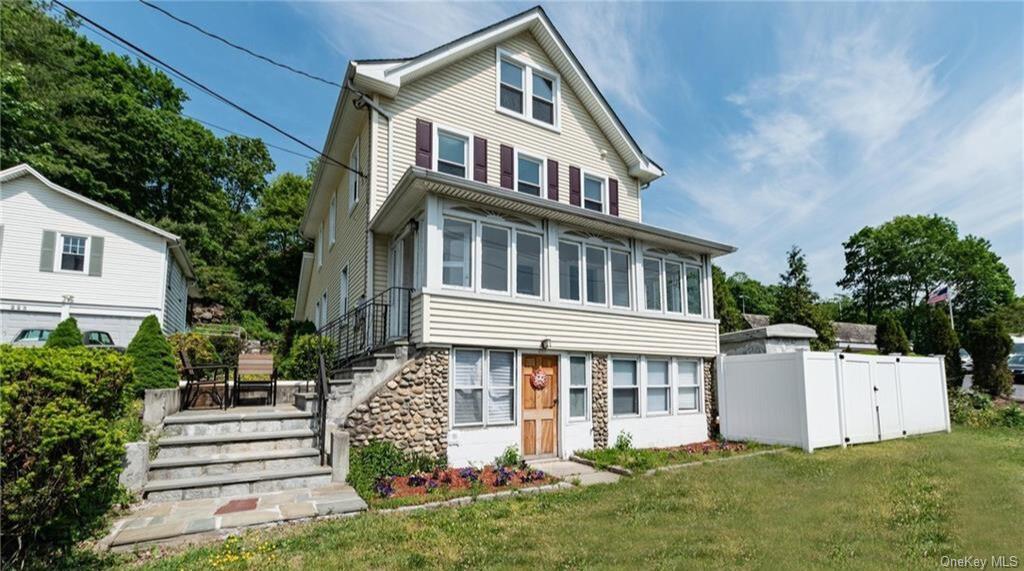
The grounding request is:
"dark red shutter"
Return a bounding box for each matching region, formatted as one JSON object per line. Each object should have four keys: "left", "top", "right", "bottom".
{"left": 415, "top": 119, "right": 432, "bottom": 168}
{"left": 547, "top": 160, "right": 559, "bottom": 201}
{"left": 499, "top": 144, "right": 514, "bottom": 189}
{"left": 609, "top": 178, "right": 619, "bottom": 216}
{"left": 473, "top": 137, "right": 488, "bottom": 183}
{"left": 569, "top": 166, "right": 581, "bottom": 206}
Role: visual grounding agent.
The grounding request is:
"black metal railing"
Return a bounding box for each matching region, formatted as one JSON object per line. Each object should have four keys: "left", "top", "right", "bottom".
{"left": 312, "top": 287, "right": 413, "bottom": 464}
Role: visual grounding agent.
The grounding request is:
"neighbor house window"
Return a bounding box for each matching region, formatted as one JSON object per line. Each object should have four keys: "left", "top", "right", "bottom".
{"left": 316, "top": 225, "right": 323, "bottom": 268}
{"left": 481, "top": 225, "right": 509, "bottom": 292}
{"left": 685, "top": 265, "right": 703, "bottom": 316}
{"left": 328, "top": 194, "right": 337, "bottom": 246}
{"left": 453, "top": 349, "right": 484, "bottom": 425}
{"left": 348, "top": 138, "right": 360, "bottom": 212}
{"left": 569, "top": 355, "right": 588, "bottom": 420}
{"left": 677, "top": 360, "right": 700, "bottom": 412}
{"left": 583, "top": 175, "right": 604, "bottom": 213}
{"left": 516, "top": 154, "right": 543, "bottom": 196}
{"left": 453, "top": 349, "right": 515, "bottom": 426}
{"left": 610, "top": 250, "right": 631, "bottom": 308}
{"left": 442, "top": 218, "right": 473, "bottom": 287}
{"left": 646, "top": 360, "right": 670, "bottom": 414}
{"left": 643, "top": 258, "right": 662, "bottom": 311}
{"left": 532, "top": 72, "right": 555, "bottom": 124}
{"left": 585, "top": 246, "right": 606, "bottom": 305}
{"left": 665, "top": 262, "right": 683, "bottom": 313}
{"left": 612, "top": 359, "right": 639, "bottom": 416}
{"left": 497, "top": 50, "right": 559, "bottom": 128}
{"left": 339, "top": 267, "right": 349, "bottom": 315}
{"left": 515, "top": 232, "right": 542, "bottom": 297}
{"left": 499, "top": 59, "right": 524, "bottom": 114}
{"left": 60, "top": 235, "right": 86, "bottom": 272}
{"left": 558, "top": 241, "right": 581, "bottom": 301}
{"left": 437, "top": 131, "right": 468, "bottom": 178}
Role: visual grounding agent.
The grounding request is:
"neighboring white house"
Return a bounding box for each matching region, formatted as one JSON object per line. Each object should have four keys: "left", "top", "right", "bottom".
{"left": 293, "top": 7, "right": 736, "bottom": 465}
{"left": 0, "top": 163, "right": 196, "bottom": 345}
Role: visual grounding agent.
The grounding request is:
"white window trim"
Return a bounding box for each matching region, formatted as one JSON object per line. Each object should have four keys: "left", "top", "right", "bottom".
{"left": 328, "top": 193, "right": 337, "bottom": 248}
{"left": 675, "top": 358, "right": 703, "bottom": 414}
{"left": 512, "top": 229, "right": 544, "bottom": 299}
{"left": 557, "top": 239, "right": 583, "bottom": 304}
{"left": 644, "top": 358, "right": 672, "bottom": 417}
{"left": 316, "top": 224, "right": 323, "bottom": 269}
{"left": 433, "top": 124, "right": 473, "bottom": 180}
{"left": 684, "top": 264, "right": 704, "bottom": 317}
{"left": 583, "top": 244, "right": 608, "bottom": 307}
{"left": 478, "top": 224, "right": 511, "bottom": 294}
{"left": 450, "top": 347, "right": 518, "bottom": 428}
{"left": 567, "top": 353, "right": 590, "bottom": 422}
{"left": 642, "top": 257, "right": 664, "bottom": 313}
{"left": 664, "top": 260, "right": 684, "bottom": 314}
{"left": 494, "top": 48, "right": 561, "bottom": 132}
{"left": 609, "top": 248, "right": 632, "bottom": 310}
{"left": 637, "top": 250, "right": 706, "bottom": 318}
{"left": 609, "top": 355, "right": 641, "bottom": 418}
{"left": 441, "top": 216, "right": 475, "bottom": 291}
{"left": 348, "top": 137, "right": 360, "bottom": 214}
{"left": 56, "top": 233, "right": 89, "bottom": 274}
{"left": 581, "top": 171, "right": 608, "bottom": 215}
{"left": 513, "top": 148, "right": 546, "bottom": 198}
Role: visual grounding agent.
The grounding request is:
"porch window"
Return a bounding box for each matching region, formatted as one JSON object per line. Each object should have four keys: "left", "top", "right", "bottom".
{"left": 665, "top": 262, "right": 683, "bottom": 313}
{"left": 499, "top": 59, "right": 524, "bottom": 114}
{"left": 583, "top": 175, "right": 604, "bottom": 213}
{"left": 685, "top": 265, "right": 703, "bottom": 316}
{"left": 60, "top": 235, "right": 86, "bottom": 272}
{"left": 481, "top": 225, "right": 509, "bottom": 292}
{"left": 585, "top": 246, "right": 606, "bottom": 304}
{"left": 515, "top": 232, "right": 542, "bottom": 297}
{"left": 611, "top": 358, "right": 639, "bottom": 416}
{"left": 646, "top": 360, "right": 670, "bottom": 414}
{"left": 558, "top": 241, "right": 581, "bottom": 301}
{"left": 437, "top": 131, "right": 468, "bottom": 178}
{"left": 677, "top": 360, "right": 700, "bottom": 412}
{"left": 453, "top": 349, "right": 484, "bottom": 425}
{"left": 442, "top": 218, "right": 473, "bottom": 288}
{"left": 643, "top": 258, "right": 662, "bottom": 311}
{"left": 532, "top": 72, "right": 555, "bottom": 125}
{"left": 610, "top": 250, "right": 631, "bottom": 308}
{"left": 487, "top": 351, "right": 515, "bottom": 424}
{"left": 516, "top": 154, "right": 542, "bottom": 196}
{"left": 568, "top": 355, "right": 588, "bottom": 420}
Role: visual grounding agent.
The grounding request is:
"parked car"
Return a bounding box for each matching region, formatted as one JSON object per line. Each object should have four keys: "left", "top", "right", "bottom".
{"left": 960, "top": 348, "right": 973, "bottom": 373}
{"left": 1009, "top": 354, "right": 1024, "bottom": 384}
{"left": 83, "top": 330, "right": 124, "bottom": 352}
{"left": 10, "top": 329, "right": 52, "bottom": 347}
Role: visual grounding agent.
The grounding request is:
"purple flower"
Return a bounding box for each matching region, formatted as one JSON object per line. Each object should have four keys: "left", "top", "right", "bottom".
{"left": 426, "top": 479, "right": 439, "bottom": 491}
{"left": 374, "top": 477, "right": 395, "bottom": 497}
{"left": 458, "top": 467, "right": 479, "bottom": 482}
{"left": 495, "top": 466, "right": 514, "bottom": 486}
{"left": 408, "top": 473, "right": 428, "bottom": 487}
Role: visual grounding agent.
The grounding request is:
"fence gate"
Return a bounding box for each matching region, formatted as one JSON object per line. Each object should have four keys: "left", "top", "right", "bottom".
{"left": 871, "top": 358, "right": 904, "bottom": 440}
{"left": 839, "top": 355, "right": 877, "bottom": 444}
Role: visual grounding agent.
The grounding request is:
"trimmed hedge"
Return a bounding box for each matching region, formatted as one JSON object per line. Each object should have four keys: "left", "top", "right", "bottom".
{"left": 126, "top": 315, "right": 177, "bottom": 396}
{"left": 963, "top": 315, "right": 1014, "bottom": 397}
{"left": 44, "top": 317, "right": 83, "bottom": 348}
{"left": 0, "top": 346, "right": 133, "bottom": 566}
{"left": 876, "top": 314, "right": 911, "bottom": 355}
{"left": 168, "top": 332, "right": 220, "bottom": 369}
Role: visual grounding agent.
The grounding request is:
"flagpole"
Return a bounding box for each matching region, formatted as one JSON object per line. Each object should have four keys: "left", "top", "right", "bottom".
{"left": 948, "top": 294, "right": 954, "bottom": 330}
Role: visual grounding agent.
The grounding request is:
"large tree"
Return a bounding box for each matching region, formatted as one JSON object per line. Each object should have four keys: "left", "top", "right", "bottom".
{"left": 712, "top": 265, "right": 745, "bottom": 333}
{"left": 772, "top": 246, "right": 836, "bottom": 350}
{"left": 726, "top": 272, "right": 779, "bottom": 317}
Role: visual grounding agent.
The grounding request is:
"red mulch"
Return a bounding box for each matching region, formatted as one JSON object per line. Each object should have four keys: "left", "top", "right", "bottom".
{"left": 653, "top": 440, "right": 749, "bottom": 455}
{"left": 379, "top": 466, "right": 554, "bottom": 499}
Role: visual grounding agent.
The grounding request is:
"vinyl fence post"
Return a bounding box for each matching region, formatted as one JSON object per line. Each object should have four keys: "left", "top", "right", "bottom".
{"left": 938, "top": 355, "right": 952, "bottom": 433}
{"left": 834, "top": 352, "right": 848, "bottom": 449}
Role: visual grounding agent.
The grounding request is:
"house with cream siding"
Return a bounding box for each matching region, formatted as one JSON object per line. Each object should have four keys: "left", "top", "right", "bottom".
{"left": 294, "top": 7, "right": 735, "bottom": 466}
{"left": 0, "top": 164, "right": 196, "bottom": 345}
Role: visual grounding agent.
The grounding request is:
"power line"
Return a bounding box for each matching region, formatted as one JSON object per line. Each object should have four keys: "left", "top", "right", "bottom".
{"left": 136, "top": 0, "right": 342, "bottom": 88}
{"left": 51, "top": 0, "right": 361, "bottom": 177}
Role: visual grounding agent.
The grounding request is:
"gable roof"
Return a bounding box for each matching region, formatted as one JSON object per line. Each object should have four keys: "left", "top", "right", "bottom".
{"left": 349, "top": 5, "right": 664, "bottom": 183}
{"left": 0, "top": 163, "right": 196, "bottom": 279}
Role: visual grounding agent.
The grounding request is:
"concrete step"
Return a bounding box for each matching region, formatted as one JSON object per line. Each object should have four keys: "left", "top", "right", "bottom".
{"left": 162, "top": 410, "right": 313, "bottom": 437}
{"left": 294, "top": 391, "right": 317, "bottom": 412}
{"left": 148, "top": 448, "right": 321, "bottom": 481}
{"left": 155, "top": 429, "right": 316, "bottom": 460}
{"left": 143, "top": 466, "right": 334, "bottom": 502}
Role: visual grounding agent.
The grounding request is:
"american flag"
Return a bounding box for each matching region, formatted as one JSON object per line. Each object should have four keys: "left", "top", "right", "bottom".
{"left": 927, "top": 285, "right": 950, "bottom": 305}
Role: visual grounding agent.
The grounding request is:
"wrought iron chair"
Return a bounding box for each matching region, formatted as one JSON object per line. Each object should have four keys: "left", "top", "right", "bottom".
{"left": 179, "top": 350, "right": 235, "bottom": 410}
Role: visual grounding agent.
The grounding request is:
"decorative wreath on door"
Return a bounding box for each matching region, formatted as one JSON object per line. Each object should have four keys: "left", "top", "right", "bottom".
{"left": 530, "top": 370, "right": 549, "bottom": 391}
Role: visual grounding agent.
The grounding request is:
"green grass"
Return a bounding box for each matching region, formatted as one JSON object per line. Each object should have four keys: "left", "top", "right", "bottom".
{"left": 118, "top": 427, "right": 1022, "bottom": 570}
{"left": 575, "top": 441, "right": 774, "bottom": 472}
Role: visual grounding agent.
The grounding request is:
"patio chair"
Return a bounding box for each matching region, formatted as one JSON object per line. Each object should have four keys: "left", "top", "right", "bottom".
{"left": 179, "top": 350, "right": 235, "bottom": 410}
{"left": 233, "top": 354, "right": 278, "bottom": 406}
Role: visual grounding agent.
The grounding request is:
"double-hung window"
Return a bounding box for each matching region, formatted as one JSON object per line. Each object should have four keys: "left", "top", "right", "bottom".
{"left": 437, "top": 131, "right": 468, "bottom": 178}
{"left": 558, "top": 241, "right": 581, "bottom": 301}
{"left": 611, "top": 358, "right": 639, "bottom": 416}
{"left": 497, "top": 50, "right": 559, "bottom": 128}
{"left": 610, "top": 250, "right": 631, "bottom": 308}
{"left": 532, "top": 72, "right": 555, "bottom": 124}
{"left": 685, "top": 265, "right": 703, "bottom": 316}
{"left": 60, "top": 235, "right": 86, "bottom": 272}
{"left": 643, "top": 258, "right": 662, "bottom": 311}
{"left": 481, "top": 225, "right": 509, "bottom": 292}
{"left": 516, "top": 154, "right": 543, "bottom": 196}
{"left": 568, "top": 355, "right": 588, "bottom": 420}
{"left": 515, "top": 231, "right": 542, "bottom": 297}
{"left": 348, "top": 138, "right": 360, "bottom": 212}
{"left": 583, "top": 175, "right": 604, "bottom": 213}
{"left": 316, "top": 225, "right": 323, "bottom": 268}
{"left": 646, "top": 360, "right": 670, "bottom": 414}
{"left": 328, "top": 194, "right": 337, "bottom": 247}
{"left": 665, "top": 262, "right": 683, "bottom": 313}
{"left": 453, "top": 349, "right": 515, "bottom": 426}
{"left": 585, "top": 246, "right": 606, "bottom": 305}
{"left": 499, "top": 59, "right": 525, "bottom": 114}
{"left": 442, "top": 218, "right": 473, "bottom": 288}
{"left": 677, "top": 360, "right": 701, "bottom": 412}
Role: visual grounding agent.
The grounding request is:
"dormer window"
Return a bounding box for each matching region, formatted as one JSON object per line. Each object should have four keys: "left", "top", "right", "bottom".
{"left": 436, "top": 130, "right": 468, "bottom": 178}
{"left": 496, "top": 48, "right": 559, "bottom": 129}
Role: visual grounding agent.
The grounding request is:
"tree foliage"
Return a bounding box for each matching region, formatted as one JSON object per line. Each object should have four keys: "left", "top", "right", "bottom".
{"left": 963, "top": 315, "right": 1013, "bottom": 397}
{"left": 771, "top": 246, "right": 835, "bottom": 350}
{"left": 45, "top": 317, "right": 83, "bottom": 348}
{"left": 712, "top": 265, "right": 745, "bottom": 333}
{"left": 126, "top": 315, "right": 177, "bottom": 395}
{"left": 912, "top": 304, "right": 962, "bottom": 387}
{"left": 875, "top": 314, "right": 911, "bottom": 355}
{"left": 726, "top": 272, "right": 779, "bottom": 316}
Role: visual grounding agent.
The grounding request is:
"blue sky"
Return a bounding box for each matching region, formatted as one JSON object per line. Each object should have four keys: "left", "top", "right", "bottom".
{"left": 66, "top": 1, "right": 1023, "bottom": 297}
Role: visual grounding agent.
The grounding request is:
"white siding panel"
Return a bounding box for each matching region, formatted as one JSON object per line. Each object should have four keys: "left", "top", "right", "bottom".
{"left": 608, "top": 413, "right": 708, "bottom": 450}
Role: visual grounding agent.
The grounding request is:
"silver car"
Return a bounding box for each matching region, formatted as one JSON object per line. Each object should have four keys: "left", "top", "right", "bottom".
{"left": 10, "top": 329, "right": 53, "bottom": 347}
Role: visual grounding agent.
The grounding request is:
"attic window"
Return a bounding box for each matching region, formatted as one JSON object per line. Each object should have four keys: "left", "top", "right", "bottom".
{"left": 496, "top": 49, "right": 559, "bottom": 129}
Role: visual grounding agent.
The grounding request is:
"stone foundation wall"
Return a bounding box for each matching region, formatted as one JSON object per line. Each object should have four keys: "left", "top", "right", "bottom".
{"left": 591, "top": 354, "right": 608, "bottom": 448}
{"left": 703, "top": 359, "right": 718, "bottom": 438}
{"left": 343, "top": 348, "right": 449, "bottom": 458}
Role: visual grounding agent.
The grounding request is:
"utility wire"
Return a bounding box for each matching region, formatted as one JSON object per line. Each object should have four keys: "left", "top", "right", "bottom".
{"left": 136, "top": 0, "right": 342, "bottom": 88}
{"left": 51, "top": 0, "right": 361, "bottom": 177}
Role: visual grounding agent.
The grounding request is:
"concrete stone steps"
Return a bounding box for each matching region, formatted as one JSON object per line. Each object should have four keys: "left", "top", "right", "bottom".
{"left": 161, "top": 410, "right": 313, "bottom": 437}
{"left": 155, "top": 429, "right": 316, "bottom": 459}
{"left": 143, "top": 466, "right": 334, "bottom": 502}
{"left": 148, "top": 448, "right": 321, "bottom": 481}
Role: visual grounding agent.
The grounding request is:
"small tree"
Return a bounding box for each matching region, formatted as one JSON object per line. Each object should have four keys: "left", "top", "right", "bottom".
{"left": 771, "top": 246, "right": 836, "bottom": 350}
{"left": 876, "top": 314, "right": 911, "bottom": 355}
{"left": 44, "top": 317, "right": 83, "bottom": 348}
{"left": 914, "top": 304, "right": 962, "bottom": 388}
{"left": 963, "top": 315, "right": 1013, "bottom": 397}
{"left": 126, "top": 315, "right": 178, "bottom": 395}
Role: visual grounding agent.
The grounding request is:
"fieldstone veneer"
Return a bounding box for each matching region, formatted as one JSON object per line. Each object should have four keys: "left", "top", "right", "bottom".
{"left": 703, "top": 359, "right": 718, "bottom": 437}
{"left": 343, "top": 348, "right": 449, "bottom": 458}
{"left": 592, "top": 354, "right": 609, "bottom": 448}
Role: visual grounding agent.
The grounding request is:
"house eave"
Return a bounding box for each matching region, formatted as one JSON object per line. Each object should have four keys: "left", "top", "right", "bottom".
{"left": 292, "top": 252, "right": 315, "bottom": 321}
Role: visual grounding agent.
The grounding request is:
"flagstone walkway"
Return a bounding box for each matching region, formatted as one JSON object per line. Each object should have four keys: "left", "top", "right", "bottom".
{"left": 530, "top": 459, "right": 621, "bottom": 486}
{"left": 100, "top": 483, "right": 366, "bottom": 552}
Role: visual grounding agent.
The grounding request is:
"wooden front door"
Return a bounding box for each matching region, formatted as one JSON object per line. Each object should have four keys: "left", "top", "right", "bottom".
{"left": 522, "top": 355, "right": 558, "bottom": 457}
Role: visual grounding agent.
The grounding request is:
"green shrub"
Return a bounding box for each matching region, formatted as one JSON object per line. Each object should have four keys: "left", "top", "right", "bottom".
{"left": 0, "top": 346, "right": 133, "bottom": 566}
{"left": 614, "top": 431, "right": 634, "bottom": 451}
{"left": 913, "top": 305, "right": 962, "bottom": 388}
{"left": 44, "top": 317, "right": 83, "bottom": 348}
{"left": 998, "top": 405, "right": 1024, "bottom": 428}
{"left": 278, "top": 333, "right": 331, "bottom": 380}
{"left": 126, "top": 315, "right": 177, "bottom": 396}
{"left": 240, "top": 310, "right": 281, "bottom": 344}
{"left": 276, "top": 320, "right": 316, "bottom": 369}
{"left": 963, "top": 315, "right": 1013, "bottom": 396}
{"left": 168, "top": 332, "right": 220, "bottom": 369}
{"left": 494, "top": 445, "right": 523, "bottom": 468}
{"left": 207, "top": 334, "right": 244, "bottom": 367}
{"left": 876, "top": 314, "right": 911, "bottom": 355}
{"left": 347, "top": 441, "right": 444, "bottom": 498}
{"left": 947, "top": 390, "right": 1023, "bottom": 428}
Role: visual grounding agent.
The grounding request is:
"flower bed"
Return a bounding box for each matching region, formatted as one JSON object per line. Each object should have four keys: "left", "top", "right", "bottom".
{"left": 576, "top": 439, "right": 770, "bottom": 473}
{"left": 370, "top": 465, "right": 555, "bottom": 508}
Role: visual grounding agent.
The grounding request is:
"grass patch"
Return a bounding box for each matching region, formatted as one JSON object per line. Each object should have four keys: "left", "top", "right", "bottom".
{"left": 576, "top": 439, "right": 774, "bottom": 472}
{"left": 117, "top": 426, "right": 1022, "bottom": 570}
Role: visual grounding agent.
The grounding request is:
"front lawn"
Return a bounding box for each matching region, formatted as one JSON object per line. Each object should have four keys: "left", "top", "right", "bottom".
{"left": 575, "top": 439, "right": 774, "bottom": 473}
{"left": 125, "top": 427, "right": 1022, "bottom": 569}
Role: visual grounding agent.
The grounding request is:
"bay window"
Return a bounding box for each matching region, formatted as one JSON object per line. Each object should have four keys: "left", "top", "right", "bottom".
{"left": 453, "top": 348, "right": 516, "bottom": 427}
{"left": 517, "top": 154, "right": 543, "bottom": 196}
{"left": 515, "top": 231, "right": 542, "bottom": 297}
{"left": 646, "top": 360, "right": 670, "bottom": 414}
{"left": 665, "top": 262, "right": 683, "bottom": 313}
{"left": 481, "top": 225, "right": 509, "bottom": 292}
{"left": 583, "top": 175, "right": 604, "bottom": 213}
{"left": 585, "top": 246, "right": 606, "bottom": 304}
{"left": 568, "top": 355, "right": 588, "bottom": 420}
{"left": 611, "top": 358, "right": 639, "bottom": 416}
{"left": 442, "top": 218, "right": 473, "bottom": 287}
{"left": 437, "top": 131, "right": 468, "bottom": 178}
{"left": 677, "top": 360, "right": 700, "bottom": 412}
{"left": 558, "top": 241, "right": 581, "bottom": 301}
{"left": 685, "top": 265, "right": 703, "bottom": 316}
{"left": 643, "top": 258, "right": 662, "bottom": 311}
{"left": 610, "top": 250, "right": 631, "bottom": 308}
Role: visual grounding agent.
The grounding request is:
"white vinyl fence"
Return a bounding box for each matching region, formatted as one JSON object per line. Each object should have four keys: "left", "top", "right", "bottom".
{"left": 716, "top": 351, "right": 950, "bottom": 452}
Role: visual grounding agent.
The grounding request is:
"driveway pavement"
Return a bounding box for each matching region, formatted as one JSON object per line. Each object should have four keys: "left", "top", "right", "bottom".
{"left": 961, "top": 375, "right": 1024, "bottom": 402}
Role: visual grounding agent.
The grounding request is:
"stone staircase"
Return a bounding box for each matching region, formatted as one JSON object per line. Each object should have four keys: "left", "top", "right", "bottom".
{"left": 293, "top": 344, "right": 411, "bottom": 425}
{"left": 143, "top": 406, "right": 332, "bottom": 502}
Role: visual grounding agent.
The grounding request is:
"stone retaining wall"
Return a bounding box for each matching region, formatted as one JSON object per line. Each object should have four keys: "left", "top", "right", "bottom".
{"left": 591, "top": 354, "right": 608, "bottom": 448}
{"left": 343, "top": 348, "right": 449, "bottom": 458}
{"left": 703, "top": 359, "right": 717, "bottom": 437}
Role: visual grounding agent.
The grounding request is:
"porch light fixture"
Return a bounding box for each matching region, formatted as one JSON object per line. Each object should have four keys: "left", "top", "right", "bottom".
{"left": 540, "top": 338, "right": 551, "bottom": 350}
